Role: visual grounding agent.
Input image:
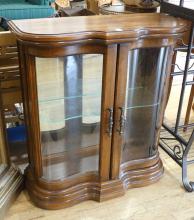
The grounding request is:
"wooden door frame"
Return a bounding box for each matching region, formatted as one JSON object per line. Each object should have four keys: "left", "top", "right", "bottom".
{"left": 111, "top": 38, "right": 176, "bottom": 180}
{"left": 21, "top": 43, "right": 117, "bottom": 188}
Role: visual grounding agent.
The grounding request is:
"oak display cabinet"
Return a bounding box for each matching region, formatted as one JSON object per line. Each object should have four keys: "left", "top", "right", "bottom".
{"left": 8, "top": 14, "right": 187, "bottom": 209}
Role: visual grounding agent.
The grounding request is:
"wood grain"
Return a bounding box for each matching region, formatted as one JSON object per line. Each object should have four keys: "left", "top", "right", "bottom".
{"left": 8, "top": 14, "right": 188, "bottom": 45}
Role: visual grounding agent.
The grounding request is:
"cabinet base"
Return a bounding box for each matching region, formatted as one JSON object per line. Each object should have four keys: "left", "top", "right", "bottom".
{"left": 25, "top": 154, "right": 163, "bottom": 210}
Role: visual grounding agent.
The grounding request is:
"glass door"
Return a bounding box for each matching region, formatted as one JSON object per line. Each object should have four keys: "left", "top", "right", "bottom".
{"left": 111, "top": 43, "right": 171, "bottom": 179}
{"left": 33, "top": 45, "right": 117, "bottom": 182}
{"left": 36, "top": 54, "right": 103, "bottom": 181}
{"left": 122, "top": 47, "right": 169, "bottom": 162}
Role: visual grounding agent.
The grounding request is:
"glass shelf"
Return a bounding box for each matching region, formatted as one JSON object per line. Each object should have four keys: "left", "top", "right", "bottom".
{"left": 38, "top": 93, "right": 101, "bottom": 103}
{"left": 128, "top": 86, "right": 143, "bottom": 91}
{"left": 39, "top": 86, "right": 144, "bottom": 104}
{"left": 39, "top": 113, "right": 101, "bottom": 124}
{"left": 126, "top": 102, "right": 159, "bottom": 110}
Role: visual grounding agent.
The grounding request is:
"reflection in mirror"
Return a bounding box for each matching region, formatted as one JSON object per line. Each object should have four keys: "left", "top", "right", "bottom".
{"left": 36, "top": 54, "right": 103, "bottom": 181}
{"left": 0, "top": 98, "right": 23, "bottom": 218}
{"left": 0, "top": 32, "right": 27, "bottom": 168}
{"left": 122, "top": 47, "right": 169, "bottom": 163}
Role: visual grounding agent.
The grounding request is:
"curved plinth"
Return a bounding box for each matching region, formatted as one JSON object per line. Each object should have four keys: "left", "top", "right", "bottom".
{"left": 25, "top": 154, "right": 163, "bottom": 210}
{"left": 120, "top": 154, "right": 164, "bottom": 189}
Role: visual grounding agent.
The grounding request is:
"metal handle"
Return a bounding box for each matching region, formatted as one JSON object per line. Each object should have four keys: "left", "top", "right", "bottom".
{"left": 117, "top": 107, "right": 125, "bottom": 135}
{"left": 106, "top": 108, "right": 113, "bottom": 137}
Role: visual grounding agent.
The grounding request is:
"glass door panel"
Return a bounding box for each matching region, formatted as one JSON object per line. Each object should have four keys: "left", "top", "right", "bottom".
{"left": 122, "top": 47, "right": 169, "bottom": 163}
{"left": 35, "top": 54, "right": 103, "bottom": 181}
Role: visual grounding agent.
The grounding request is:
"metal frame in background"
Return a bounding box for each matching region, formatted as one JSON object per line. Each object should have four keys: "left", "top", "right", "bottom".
{"left": 160, "top": 0, "right": 194, "bottom": 192}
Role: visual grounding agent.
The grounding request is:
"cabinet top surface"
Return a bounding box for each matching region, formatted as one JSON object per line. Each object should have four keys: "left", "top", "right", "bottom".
{"left": 8, "top": 13, "right": 187, "bottom": 44}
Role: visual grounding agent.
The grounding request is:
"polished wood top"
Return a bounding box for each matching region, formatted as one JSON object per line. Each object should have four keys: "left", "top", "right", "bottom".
{"left": 8, "top": 13, "right": 188, "bottom": 44}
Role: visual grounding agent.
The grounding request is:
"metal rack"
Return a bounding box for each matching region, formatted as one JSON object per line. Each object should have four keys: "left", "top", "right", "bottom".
{"left": 160, "top": 0, "right": 194, "bottom": 192}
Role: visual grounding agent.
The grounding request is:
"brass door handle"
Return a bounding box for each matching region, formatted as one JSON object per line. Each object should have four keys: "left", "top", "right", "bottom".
{"left": 106, "top": 108, "right": 113, "bottom": 137}
{"left": 117, "top": 107, "right": 126, "bottom": 135}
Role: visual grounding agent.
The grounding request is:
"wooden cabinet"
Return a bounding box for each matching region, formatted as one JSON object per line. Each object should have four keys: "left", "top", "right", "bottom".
{"left": 8, "top": 14, "right": 187, "bottom": 209}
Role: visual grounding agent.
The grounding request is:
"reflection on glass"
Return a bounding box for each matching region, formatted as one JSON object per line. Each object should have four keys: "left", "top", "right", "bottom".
{"left": 35, "top": 54, "right": 103, "bottom": 181}
{"left": 122, "top": 47, "right": 169, "bottom": 163}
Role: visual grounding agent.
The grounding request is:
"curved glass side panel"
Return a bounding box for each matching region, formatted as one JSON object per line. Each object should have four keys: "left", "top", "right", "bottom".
{"left": 122, "top": 47, "right": 169, "bottom": 163}
{"left": 35, "top": 54, "right": 103, "bottom": 181}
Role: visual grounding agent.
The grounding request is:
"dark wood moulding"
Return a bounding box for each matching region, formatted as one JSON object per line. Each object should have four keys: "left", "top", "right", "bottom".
{"left": 8, "top": 14, "right": 188, "bottom": 209}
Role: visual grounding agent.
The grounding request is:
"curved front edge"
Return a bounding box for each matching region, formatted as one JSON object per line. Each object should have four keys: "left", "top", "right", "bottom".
{"left": 25, "top": 167, "right": 125, "bottom": 210}
{"left": 120, "top": 153, "right": 164, "bottom": 189}
{"left": 25, "top": 153, "right": 163, "bottom": 210}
